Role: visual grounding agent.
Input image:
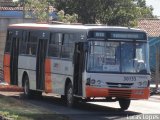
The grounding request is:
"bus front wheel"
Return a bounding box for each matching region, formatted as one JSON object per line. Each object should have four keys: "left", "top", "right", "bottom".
{"left": 119, "top": 99, "right": 131, "bottom": 111}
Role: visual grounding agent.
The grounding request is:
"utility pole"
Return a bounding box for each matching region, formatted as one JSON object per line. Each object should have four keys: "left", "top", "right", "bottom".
{"left": 155, "top": 46, "right": 159, "bottom": 92}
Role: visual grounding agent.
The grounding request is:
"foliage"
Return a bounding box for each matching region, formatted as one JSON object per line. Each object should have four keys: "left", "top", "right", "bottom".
{"left": 47, "top": 0, "right": 55, "bottom": 6}
{"left": 0, "top": 111, "right": 19, "bottom": 120}
{"left": 0, "top": 94, "right": 69, "bottom": 120}
{"left": 57, "top": 10, "right": 78, "bottom": 23}
{"left": 54, "top": 0, "right": 155, "bottom": 26}
{"left": 14, "top": 0, "right": 78, "bottom": 23}
{"left": 24, "top": 0, "right": 49, "bottom": 22}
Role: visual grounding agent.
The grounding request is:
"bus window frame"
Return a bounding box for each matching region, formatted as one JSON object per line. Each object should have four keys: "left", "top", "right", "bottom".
{"left": 25, "top": 31, "right": 39, "bottom": 56}
{"left": 19, "top": 30, "right": 28, "bottom": 55}
{"left": 47, "top": 32, "right": 63, "bottom": 58}
{"left": 61, "top": 33, "right": 75, "bottom": 60}
{"left": 85, "top": 38, "right": 149, "bottom": 75}
{"left": 4, "top": 30, "right": 13, "bottom": 53}
{"left": 47, "top": 32, "right": 76, "bottom": 61}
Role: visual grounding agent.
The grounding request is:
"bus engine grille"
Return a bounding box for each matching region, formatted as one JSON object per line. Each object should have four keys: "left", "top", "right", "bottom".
{"left": 108, "top": 89, "right": 132, "bottom": 98}
{"left": 106, "top": 82, "right": 133, "bottom": 88}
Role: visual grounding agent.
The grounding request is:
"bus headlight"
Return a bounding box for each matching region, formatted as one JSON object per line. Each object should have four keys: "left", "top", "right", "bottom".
{"left": 137, "top": 81, "right": 148, "bottom": 88}
{"left": 97, "top": 80, "right": 101, "bottom": 84}
{"left": 91, "top": 79, "right": 96, "bottom": 84}
{"left": 138, "top": 82, "right": 142, "bottom": 87}
{"left": 143, "top": 81, "right": 148, "bottom": 87}
{"left": 86, "top": 78, "right": 90, "bottom": 85}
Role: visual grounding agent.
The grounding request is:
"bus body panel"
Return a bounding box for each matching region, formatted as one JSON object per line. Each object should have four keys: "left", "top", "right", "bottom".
{"left": 45, "top": 58, "right": 52, "bottom": 93}
{"left": 49, "top": 59, "right": 73, "bottom": 95}
{"left": 3, "top": 53, "right": 11, "bottom": 84}
{"left": 18, "top": 69, "right": 37, "bottom": 90}
{"left": 18, "top": 56, "right": 36, "bottom": 71}
{"left": 83, "top": 73, "right": 150, "bottom": 99}
{"left": 85, "top": 86, "right": 149, "bottom": 99}
{"left": 17, "top": 54, "right": 74, "bottom": 94}
{"left": 50, "top": 74, "right": 73, "bottom": 95}
{"left": 18, "top": 55, "right": 37, "bottom": 90}
{"left": 49, "top": 59, "right": 73, "bottom": 76}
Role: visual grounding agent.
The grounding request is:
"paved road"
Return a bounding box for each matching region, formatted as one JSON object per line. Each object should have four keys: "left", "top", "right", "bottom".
{"left": 0, "top": 92, "right": 160, "bottom": 120}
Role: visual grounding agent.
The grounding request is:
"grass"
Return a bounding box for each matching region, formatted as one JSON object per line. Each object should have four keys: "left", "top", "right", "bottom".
{"left": 0, "top": 94, "right": 69, "bottom": 120}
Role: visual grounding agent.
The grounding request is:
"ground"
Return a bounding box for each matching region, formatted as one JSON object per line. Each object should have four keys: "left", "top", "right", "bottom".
{"left": 0, "top": 91, "right": 160, "bottom": 120}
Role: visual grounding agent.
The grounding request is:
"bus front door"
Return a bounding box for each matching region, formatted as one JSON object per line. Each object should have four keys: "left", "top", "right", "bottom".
{"left": 10, "top": 31, "right": 22, "bottom": 85}
{"left": 36, "top": 39, "right": 48, "bottom": 90}
{"left": 73, "top": 42, "right": 85, "bottom": 96}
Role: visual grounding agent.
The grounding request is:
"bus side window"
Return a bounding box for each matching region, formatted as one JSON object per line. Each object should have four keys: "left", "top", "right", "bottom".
{"left": 5, "top": 31, "right": 13, "bottom": 53}
{"left": 19, "top": 31, "right": 27, "bottom": 54}
{"left": 26, "top": 32, "right": 38, "bottom": 56}
{"left": 48, "top": 33, "right": 62, "bottom": 57}
{"left": 61, "top": 33, "right": 74, "bottom": 59}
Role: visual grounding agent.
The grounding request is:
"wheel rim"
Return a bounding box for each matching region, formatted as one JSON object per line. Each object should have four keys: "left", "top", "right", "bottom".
{"left": 67, "top": 87, "right": 73, "bottom": 105}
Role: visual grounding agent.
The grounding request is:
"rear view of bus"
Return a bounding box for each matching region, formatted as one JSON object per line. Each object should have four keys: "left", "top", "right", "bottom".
{"left": 83, "top": 28, "right": 150, "bottom": 110}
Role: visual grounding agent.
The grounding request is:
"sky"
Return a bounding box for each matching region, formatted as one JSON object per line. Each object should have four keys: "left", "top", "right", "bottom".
{"left": 146, "top": 0, "right": 160, "bottom": 16}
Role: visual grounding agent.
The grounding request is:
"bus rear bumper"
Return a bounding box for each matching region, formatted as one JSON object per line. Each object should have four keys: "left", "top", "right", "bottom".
{"left": 85, "top": 86, "right": 150, "bottom": 99}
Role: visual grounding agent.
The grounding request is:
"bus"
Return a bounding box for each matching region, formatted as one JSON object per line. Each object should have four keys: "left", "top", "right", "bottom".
{"left": 3, "top": 23, "right": 150, "bottom": 110}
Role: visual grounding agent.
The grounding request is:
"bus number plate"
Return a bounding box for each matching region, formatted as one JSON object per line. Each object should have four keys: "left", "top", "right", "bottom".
{"left": 124, "top": 76, "right": 136, "bottom": 81}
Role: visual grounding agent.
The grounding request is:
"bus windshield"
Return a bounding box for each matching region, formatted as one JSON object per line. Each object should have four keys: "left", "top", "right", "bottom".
{"left": 87, "top": 40, "right": 150, "bottom": 74}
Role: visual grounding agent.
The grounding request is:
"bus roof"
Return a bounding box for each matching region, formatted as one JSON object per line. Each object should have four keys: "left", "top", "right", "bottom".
{"left": 8, "top": 23, "right": 146, "bottom": 32}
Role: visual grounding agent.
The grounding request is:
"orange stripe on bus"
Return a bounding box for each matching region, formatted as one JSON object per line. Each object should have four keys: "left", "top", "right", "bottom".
{"left": 45, "top": 58, "right": 52, "bottom": 93}
{"left": 86, "top": 86, "right": 109, "bottom": 97}
{"left": 130, "top": 88, "right": 150, "bottom": 99}
{"left": 3, "top": 54, "right": 10, "bottom": 66}
{"left": 3, "top": 54, "right": 10, "bottom": 84}
{"left": 86, "top": 86, "right": 150, "bottom": 99}
{"left": 3, "top": 66, "right": 10, "bottom": 84}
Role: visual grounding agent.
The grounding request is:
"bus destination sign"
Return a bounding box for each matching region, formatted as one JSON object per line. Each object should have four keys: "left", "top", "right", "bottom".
{"left": 110, "top": 32, "right": 145, "bottom": 40}
{"left": 94, "top": 32, "right": 105, "bottom": 38}
{"left": 89, "top": 31, "right": 147, "bottom": 40}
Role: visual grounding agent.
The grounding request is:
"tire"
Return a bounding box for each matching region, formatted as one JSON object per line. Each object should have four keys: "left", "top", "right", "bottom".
{"left": 66, "top": 83, "right": 77, "bottom": 107}
{"left": 119, "top": 99, "right": 131, "bottom": 111}
{"left": 61, "top": 95, "right": 66, "bottom": 100}
{"left": 23, "top": 76, "right": 32, "bottom": 98}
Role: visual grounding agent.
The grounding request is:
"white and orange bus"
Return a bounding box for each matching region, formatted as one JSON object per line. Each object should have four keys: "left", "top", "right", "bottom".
{"left": 3, "top": 23, "right": 150, "bottom": 110}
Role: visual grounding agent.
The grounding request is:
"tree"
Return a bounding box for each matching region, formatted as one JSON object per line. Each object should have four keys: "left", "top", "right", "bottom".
{"left": 14, "top": 0, "right": 78, "bottom": 23}
{"left": 54, "top": 0, "right": 155, "bottom": 26}
{"left": 57, "top": 10, "right": 78, "bottom": 23}
{"left": 134, "top": 0, "right": 154, "bottom": 18}
{"left": 24, "top": 0, "right": 49, "bottom": 22}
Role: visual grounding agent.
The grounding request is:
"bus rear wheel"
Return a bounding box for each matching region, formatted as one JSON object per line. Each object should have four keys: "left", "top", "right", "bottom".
{"left": 66, "top": 83, "right": 77, "bottom": 107}
{"left": 23, "top": 76, "right": 32, "bottom": 98}
{"left": 119, "top": 99, "right": 131, "bottom": 111}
